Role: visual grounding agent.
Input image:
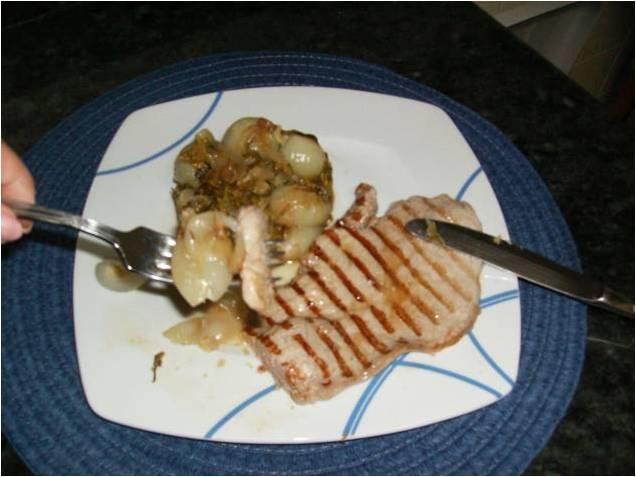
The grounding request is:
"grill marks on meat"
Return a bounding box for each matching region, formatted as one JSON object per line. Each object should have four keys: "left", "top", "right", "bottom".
{"left": 311, "top": 241, "right": 394, "bottom": 333}
{"left": 400, "top": 200, "right": 478, "bottom": 280}
{"left": 240, "top": 184, "right": 482, "bottom": 403}
{"left": 293, "top": 333, "right": 331, "bottom": 385}
{"left": 339, "top": 225, "right": 429, "bottom": 332}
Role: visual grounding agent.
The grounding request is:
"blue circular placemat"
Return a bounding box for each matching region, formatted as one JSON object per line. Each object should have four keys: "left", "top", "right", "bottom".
{"left": 2, "top": 53, "right": 586, "bottom": 475}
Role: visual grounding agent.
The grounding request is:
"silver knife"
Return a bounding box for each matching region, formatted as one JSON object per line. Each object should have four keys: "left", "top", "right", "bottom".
{"left": 406, "top": 219, "right": 634, "bottom": 318}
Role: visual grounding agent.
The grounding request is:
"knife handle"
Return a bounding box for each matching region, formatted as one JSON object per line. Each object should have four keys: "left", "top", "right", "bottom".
{"left": 592, "top": 287, "right": 635, "bottom": 318}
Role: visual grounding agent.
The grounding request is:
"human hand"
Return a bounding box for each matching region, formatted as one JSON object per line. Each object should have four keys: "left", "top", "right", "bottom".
{"left": 2, "top": 142, "right": 36, "bottom": 243}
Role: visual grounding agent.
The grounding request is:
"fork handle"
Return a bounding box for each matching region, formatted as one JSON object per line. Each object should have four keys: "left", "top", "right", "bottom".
{"left": 4, "top": 199, "right": 121, "bottom": 245}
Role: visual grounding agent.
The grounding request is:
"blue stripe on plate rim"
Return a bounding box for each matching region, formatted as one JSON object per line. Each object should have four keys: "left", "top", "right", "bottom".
{"left": 95, "top": 91, "right": 223, "bottom": 176}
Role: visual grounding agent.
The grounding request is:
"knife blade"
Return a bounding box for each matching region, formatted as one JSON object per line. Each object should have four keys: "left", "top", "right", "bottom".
{"left": 406, "top": 219, "right": 634, "bottom": 318}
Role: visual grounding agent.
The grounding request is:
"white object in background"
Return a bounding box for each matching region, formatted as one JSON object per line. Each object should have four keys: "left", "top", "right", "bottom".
{"left": 476, "top": 1, "right": 576, "bottom": 28}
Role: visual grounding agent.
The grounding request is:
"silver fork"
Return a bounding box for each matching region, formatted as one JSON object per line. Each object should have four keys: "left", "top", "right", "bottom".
{"left": 6, "top": 199, "right": 177, "bottom": 283}
{"left": 5, "top": 199, "right": 283, "bottom": 284}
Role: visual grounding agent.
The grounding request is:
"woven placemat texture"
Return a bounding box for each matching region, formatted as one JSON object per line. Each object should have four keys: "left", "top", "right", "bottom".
{"left": 1, "top": 53, "right": 586, "bottom": 475}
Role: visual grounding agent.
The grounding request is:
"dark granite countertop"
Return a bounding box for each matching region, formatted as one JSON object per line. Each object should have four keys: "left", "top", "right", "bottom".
{"left": 2, "top": 3, "right": 633, "bottom": 475}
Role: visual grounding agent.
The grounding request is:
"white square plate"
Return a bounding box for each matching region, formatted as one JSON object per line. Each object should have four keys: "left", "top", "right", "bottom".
{"left": 74, "top": 86, "right": 521, "bottom": 444}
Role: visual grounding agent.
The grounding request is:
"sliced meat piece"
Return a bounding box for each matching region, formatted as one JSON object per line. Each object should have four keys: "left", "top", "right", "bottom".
{"left": 337, "top": 182, "right": 377, "bottom": 229}
{"left": 237, "top": 206, "right": 274, "bottom": 312}
{"left": 239, "top": 183, "right": 483, "bottom": 404}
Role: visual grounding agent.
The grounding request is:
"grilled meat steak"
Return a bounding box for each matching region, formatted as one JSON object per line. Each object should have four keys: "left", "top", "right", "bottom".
{"left": 238, "top": 183, "right": 483, "bottom": 403}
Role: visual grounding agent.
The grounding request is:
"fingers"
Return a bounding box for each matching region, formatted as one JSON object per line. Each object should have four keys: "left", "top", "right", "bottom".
{"left": 2, "top": 204, "right": 23, "bottom": 243}
{"left": 2, "top": 142, "right": 36, "bottom": 240}
{"left": 2, "top": 142, "right": 36, "bottom": 203}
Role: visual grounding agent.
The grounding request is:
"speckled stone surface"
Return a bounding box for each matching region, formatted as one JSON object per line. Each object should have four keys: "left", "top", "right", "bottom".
{"left": 2, "top": 3, "right": 633, "bottom": 475}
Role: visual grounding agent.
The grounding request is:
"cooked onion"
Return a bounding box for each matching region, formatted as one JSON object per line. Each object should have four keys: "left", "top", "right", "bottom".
{"left": 271, "top": 261, "right": 301, "bottom": 287}
{"left": 95, "top": 259, "right": 147, "bottom": 292}
{"left": 283, "top": 226, "right": 323, "bottom": 260}
{"left": 175, "top": 188, "right": 195, "bottom": 210}
{"left": 174, "top": 159, "right": 199, "bottom": 187}
{"left": 282, "top": 134, "right": 326, "bottom": 179}
{"left": 163, "top": 303, "right": 244, "bottom": 351}
{"left": 171, "top": 211, "right": 237, "bottom": 306}
{"left": 269, "top": 185, "right": 331, "bottom": 227}
{"left": 222, "top": 117, "right": 261, "bottom": 160}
